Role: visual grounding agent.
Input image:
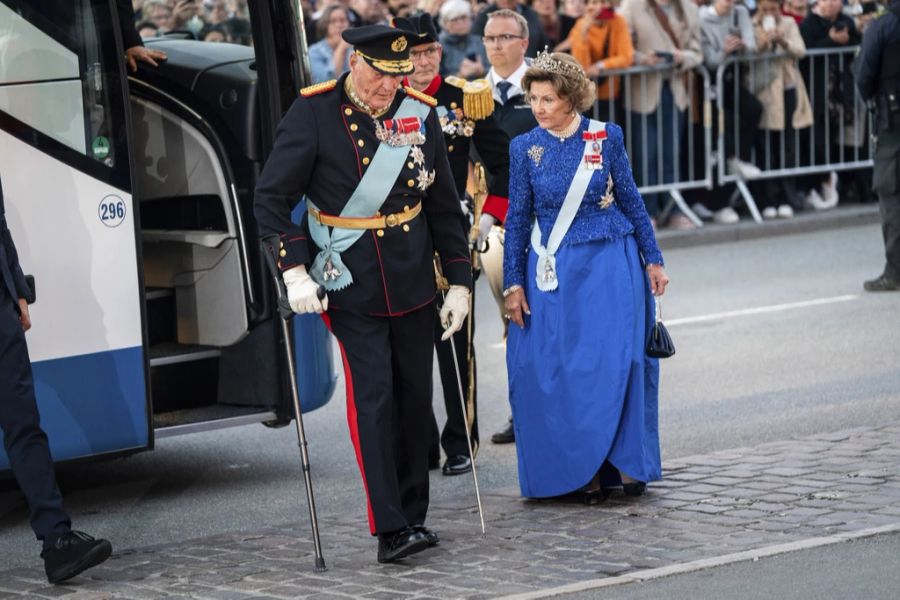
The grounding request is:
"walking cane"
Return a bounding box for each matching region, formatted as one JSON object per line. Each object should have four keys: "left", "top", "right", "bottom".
{"left": 261, "top": 236, "right": 327, "bottom": 571}
{"left": 434, "top": 257, "right": 487, "bottom": 536}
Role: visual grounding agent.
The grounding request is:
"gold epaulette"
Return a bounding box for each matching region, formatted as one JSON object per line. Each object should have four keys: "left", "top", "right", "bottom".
{"left": 300, "top": 79, "right": 337, "bottom": 98}
{"left": 461, "top": 79, "right": 495, "bottom": 121}
{"left": 404, "top": 86, "right": 438, "bottom": 107}
{"left": 444, "top": 75, "right": 467, "bottom": 89}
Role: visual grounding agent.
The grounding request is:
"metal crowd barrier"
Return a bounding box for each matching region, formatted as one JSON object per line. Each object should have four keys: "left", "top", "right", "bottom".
{"left": 590, "top": 63, "right": 714, "bottom": 227}
{"left": 587, "top": 46, "right": 873, "bottom": 226}
{"left": 715, "top": 46, "right": 873, "bottom": 223}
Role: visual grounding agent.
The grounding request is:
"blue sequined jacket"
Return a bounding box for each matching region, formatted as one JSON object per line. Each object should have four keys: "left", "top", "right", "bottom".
{"left": 503, "top": 117, "right": 664, "bottom": 290}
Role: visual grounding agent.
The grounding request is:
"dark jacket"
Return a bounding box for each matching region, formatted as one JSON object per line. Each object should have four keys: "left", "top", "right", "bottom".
{"left": 117, "top": 0, "right": 143, "bottom": 50}
{"left": 253, "top": 74, "right": 472, "bottom": 316}
{"left": 799, "top": 12, "right": 861, "bottom": 121}
{"left": 472, "top": 3, "right": 549, "bottom": 58}
{"left": 854, "top": 0, "right": 900, "bottom": 131}
{"left": 428, "top": 76, "right": 511, "bottom": 222}
{"left": 0, "top": 177, "right": 30, "bottom": 304}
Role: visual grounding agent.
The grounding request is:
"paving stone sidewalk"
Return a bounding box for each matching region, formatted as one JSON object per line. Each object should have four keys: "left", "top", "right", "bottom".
{"left": 2, "top": 424, "right": 900, "bottom": 600}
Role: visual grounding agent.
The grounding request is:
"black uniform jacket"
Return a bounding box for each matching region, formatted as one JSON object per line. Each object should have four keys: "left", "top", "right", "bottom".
{"left": 116, "top": 0, "right": 143, "bottom": 50}
{"left": 854, "top": 0, "right": 900, "bottom": 132}
{"left": 0, "top": 177, "right": 30, "bottom": 304}
{"left": 425, "top": 76, "right": 511, "bottom": 223}
{"left": 253, "top": 74, "right": 472, "bottom": 317}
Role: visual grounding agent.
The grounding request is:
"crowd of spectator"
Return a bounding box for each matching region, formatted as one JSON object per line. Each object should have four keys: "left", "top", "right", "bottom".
{"left": 132, "top": 0, "right": 882, "bottom": 230}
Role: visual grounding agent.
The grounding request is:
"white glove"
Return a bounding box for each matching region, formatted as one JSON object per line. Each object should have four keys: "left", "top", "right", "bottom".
{"left": 475, "top": 213, "right": 496, "bottom": 250}
{"left": 283, "top": 265, "right": 328, "bottom": 314}
{"left": 439, "top": 285, "right": 470, "bottom": 341}
{"left": 460, "top": 200, "right": 471, "bottom": 216}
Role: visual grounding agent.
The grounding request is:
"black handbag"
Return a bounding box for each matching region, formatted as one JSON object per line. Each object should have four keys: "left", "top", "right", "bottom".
{"left": 647, "top": 297, "right": 675, "bottom": 359}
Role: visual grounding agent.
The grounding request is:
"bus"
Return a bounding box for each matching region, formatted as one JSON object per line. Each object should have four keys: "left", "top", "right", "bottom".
{"left": 0, "top": 0, "right": 336, "bottom": 470}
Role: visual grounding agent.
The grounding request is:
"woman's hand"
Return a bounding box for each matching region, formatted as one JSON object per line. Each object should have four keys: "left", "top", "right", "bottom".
{"left": 504, "top": 287, "right": 531, "bottom": 328}
{"left": 646, "top": 264, "right": 669, "bottom": 296}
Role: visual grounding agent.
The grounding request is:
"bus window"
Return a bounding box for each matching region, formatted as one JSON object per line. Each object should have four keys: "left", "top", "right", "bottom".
{"left": 0, "top": 0, "right": 125, "bottom": 170}
{"left": 136, "top": 0, "right": 254, "bottom": 47}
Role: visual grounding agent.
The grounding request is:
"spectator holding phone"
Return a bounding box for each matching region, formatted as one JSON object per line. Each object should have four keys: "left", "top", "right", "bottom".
{"left": 529, "top": 0, "right": 577, "bottom": 50}
{"left": 750, "top": 0, "right": 812, "bottom": 218}
{"left": 798, "top": 0, "right": 861, "bottom": 209}
{"left": 619, "top": 0, "right": 701, "bottom": 228}
{"left": 439, "top": 0, "right": 489, "bottom": 77}
{"left": 567, "top": 0, "right": 633, "bottom": 115}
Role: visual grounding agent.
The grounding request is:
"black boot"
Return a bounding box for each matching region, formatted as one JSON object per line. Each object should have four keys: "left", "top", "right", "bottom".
{"left": 491, "top": 417, "right": 515, "bottom": 444}
{"left": 42, "top": 531, "right": 112, "bottom": 584}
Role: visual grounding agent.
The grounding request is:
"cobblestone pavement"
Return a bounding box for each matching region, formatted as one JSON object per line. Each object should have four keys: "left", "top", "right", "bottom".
{"left": 2, "top": 424, "right": 899, "bottom": 599}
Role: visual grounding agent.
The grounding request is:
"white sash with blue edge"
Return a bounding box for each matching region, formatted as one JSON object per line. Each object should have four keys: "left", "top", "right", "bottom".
{"left": 307, "top": 96, "right": 431, "bottom": 291}
{"left": 530, "top": 119, "right": 605, "bottom": 292}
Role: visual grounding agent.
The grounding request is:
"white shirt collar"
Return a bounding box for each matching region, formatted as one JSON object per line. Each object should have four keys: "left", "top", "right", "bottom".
{"left": 489, "top": 60, "right": 529, "bottom": 104}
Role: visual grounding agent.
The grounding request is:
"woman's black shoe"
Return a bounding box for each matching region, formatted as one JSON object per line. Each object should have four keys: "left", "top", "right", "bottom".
{"left": 623, "top": 481, "right": 646, "bottom": 497}
{"left": 42, "top": 530, "right": 112, "bottom": 584}
{"left": 581, "top": 487, "right": 610, "bottom": 505}
{"left": 377, "top": 527, "right": 429, "bottom": 563}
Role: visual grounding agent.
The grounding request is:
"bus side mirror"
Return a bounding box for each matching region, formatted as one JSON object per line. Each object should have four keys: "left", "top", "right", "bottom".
{"left": 24, "top": 274, "right": 36, "bottom": 304}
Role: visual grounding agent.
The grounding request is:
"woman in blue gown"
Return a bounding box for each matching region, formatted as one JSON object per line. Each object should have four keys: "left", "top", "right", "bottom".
{"left": 502, "top": 51, "right": 670, "bottom": 502}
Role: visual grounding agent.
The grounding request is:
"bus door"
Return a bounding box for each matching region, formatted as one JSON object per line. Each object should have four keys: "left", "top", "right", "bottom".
{"left": 127, "top": 0, "right": 335, "bottom": 436}
{"left": 0, "top": 0, "right": 151, "bottom": 467}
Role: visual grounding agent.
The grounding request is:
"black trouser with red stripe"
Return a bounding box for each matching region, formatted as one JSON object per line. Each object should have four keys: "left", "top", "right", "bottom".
{"left": 326, "top": 305, "right": 434, "bottom": 535}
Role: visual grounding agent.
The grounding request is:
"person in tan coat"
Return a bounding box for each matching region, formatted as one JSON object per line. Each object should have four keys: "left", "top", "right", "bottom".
{"left": 750, "top": 0, "right": 813, "bottom": 218}
{"left": 618, "top": 0, "right": 702, "bottom": 228}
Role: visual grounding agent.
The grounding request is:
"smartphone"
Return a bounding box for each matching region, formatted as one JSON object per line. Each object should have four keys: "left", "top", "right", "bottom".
{"left": 833, "top": 22, "right": 848, "bottom": 32}
{"left": 762, "top": 14, "right": 776, "bottom": 32}
{"left": 466, "top": 52, "right": 478, "bottom": 61}
{"left": 654, "top": 50, "right": 674, "bottom": 63}
{"left": 861, "top": 1, "right": 878, "bottom": 13}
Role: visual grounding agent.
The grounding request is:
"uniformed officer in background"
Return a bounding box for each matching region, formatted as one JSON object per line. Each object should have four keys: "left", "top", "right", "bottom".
{"left": 253, "top": 25, "right": 472, "bottom": 564}
{"left": 855, "top": 0, "right": 900, "bottom": 292}
{"left": 393, "top": 14, "right": 511, "bottom": 478}
{"left": 0, "top": 175, "right": 112, "bottom": 583}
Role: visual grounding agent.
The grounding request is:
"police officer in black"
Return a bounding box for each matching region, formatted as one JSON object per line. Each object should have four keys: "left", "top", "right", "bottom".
{"left": 855, "top": 1, "right": 900, "bottom": 291}
{"left": 0, "top": 176, "right": 112, "bottom": 583}
{"left": 253, "top": 26, "right": 472, "bottom": 563}
{"left": 393, "top": 14, "right": 511, "bottom": 477}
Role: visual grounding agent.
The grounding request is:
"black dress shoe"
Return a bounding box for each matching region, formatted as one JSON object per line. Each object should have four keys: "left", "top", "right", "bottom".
{"left": 442, "top": 455, "right": 472, "bottom": 476}
{"left": 377, "top": 527, "right": 429, "bottom": 563}
{"left": 623, "top": 481, "right": 647, "bottom": 497}
{"left": 864, "top": 274, "right": 900, "bottom": 292}
{"left": 413, "top": 525, "right": 440, "bottom": 547}
{"left": 42, "top": 530, "right": 112, "bottom": 584}
{"left": 491, "top": 417, "right": 515, "bottom": 444}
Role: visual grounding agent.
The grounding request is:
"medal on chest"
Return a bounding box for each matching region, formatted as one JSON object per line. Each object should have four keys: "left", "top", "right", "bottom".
{"left": 439, "top": 107, "right": 475, "bottom": 138}
{"left": 582, "top": 129, "right": 608, "bottom": 170}
{"left": 375, "top": 116, "right": 426, "bottom": 147}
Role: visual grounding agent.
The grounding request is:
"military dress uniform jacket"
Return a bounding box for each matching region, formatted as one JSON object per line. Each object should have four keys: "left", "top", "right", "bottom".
{"left": 0, "top": 179, "right": 30, "bottom": 305}
{"left": 253, "top": 74, "right": 472, "bottom": 316}
{"left": 425, "top": 76, "right": 511, "bottom": 223}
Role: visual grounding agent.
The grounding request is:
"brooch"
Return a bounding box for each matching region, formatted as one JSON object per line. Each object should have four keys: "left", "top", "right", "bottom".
{"left": 375, "top": 116, "right": 426, "bottom": 146}
{"left": 416, "top": 168, "right": 436, "bottom": 191}
{"left": 527, "top": 145, "right": 544, "bottom": 167}
{"left": 599, "top": 175, "right": 615, "bottom": 209}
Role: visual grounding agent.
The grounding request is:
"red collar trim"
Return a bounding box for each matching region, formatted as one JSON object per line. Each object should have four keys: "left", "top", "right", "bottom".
{"left": 402, "top": 76, "right": 443, "bottom": 97}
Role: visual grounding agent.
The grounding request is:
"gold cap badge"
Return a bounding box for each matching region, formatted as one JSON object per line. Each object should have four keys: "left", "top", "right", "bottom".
{"left": 392, "top": 37, "right": 408, "bottom": 52}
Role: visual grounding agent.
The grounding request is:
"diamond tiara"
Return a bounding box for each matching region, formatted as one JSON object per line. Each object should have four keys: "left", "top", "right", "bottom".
{"left": 532, "top": 49, "right": 586, "bottom": 78}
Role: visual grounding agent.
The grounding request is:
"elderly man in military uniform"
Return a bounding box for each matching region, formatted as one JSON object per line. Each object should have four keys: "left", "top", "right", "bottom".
{"left": 253, "top": 25, "right": 472, "bottom": 563}
{"left": 393, "top": 14, "right": 510, "bottom": 478}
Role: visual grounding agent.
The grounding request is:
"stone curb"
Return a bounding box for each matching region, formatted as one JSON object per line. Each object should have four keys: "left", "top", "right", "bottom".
{"left": 657, "top": 205, "right": 879, "bottom": 251}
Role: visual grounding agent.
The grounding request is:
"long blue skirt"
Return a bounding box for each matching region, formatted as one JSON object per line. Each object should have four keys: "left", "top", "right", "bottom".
{"left": 507, "top": 234, "right": 661, "bottom": 498}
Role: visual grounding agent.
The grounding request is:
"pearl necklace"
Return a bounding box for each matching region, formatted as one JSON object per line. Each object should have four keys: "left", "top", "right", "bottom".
{"left": 547, "top": 114, "right": 581, "bottom": 142}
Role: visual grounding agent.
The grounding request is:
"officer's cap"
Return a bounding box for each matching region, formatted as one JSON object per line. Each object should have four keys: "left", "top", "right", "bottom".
{"left": 392, "top": 14, "right": 439, "bottom": 46}
{"left": 342, "top": 25, "right": 414, "bottom": 75}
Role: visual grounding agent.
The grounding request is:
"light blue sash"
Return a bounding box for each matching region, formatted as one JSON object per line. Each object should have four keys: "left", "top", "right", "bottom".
{"left": 530, "top": 119, "right": 604, "bottom": 292}
{"left": 308, "top": 96, "right": 431, "bottom": 291}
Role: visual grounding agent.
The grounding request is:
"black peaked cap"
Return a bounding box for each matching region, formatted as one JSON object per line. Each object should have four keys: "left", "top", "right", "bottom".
{"left": 392, "top": 14, "right": 439, "bottom": 45}
{"left": 342, "top": 25, "right": 414, "bottom": 75}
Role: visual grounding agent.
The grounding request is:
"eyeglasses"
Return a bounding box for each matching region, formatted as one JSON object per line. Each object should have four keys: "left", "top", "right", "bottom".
{"left": 482, "top": 33, "right": 525, "bottom": 45}
{"left": 409, "top": 46, "right": 441, "bottom": 60}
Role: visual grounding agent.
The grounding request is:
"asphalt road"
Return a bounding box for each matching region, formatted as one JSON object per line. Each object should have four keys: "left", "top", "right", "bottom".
{"left": 1, "top": 224, "right": 899, "bottom": 575}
